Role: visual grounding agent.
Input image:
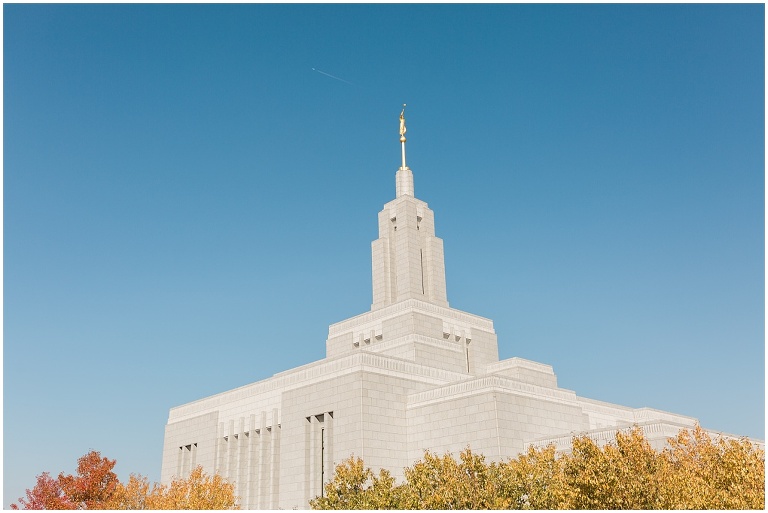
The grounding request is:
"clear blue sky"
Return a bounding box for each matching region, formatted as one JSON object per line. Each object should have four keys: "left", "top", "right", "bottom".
{"left": 4, "top": 3, "right": 764, "bottom": 506}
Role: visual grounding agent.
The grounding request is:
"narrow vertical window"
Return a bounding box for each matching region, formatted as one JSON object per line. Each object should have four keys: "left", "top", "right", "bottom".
{"left": 465, "top": 343, "right": 470, "bottom": 373}
{"left": 320, "top": 427, "right": 325, "bottom": 497}
{"left": 420, "top": 249, "right": 425, "bottom": 294}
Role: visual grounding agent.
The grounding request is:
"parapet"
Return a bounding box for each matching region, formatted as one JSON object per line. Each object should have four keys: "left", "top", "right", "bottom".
{"left": 485, "top": 357, "right": 558, "bottom": 388}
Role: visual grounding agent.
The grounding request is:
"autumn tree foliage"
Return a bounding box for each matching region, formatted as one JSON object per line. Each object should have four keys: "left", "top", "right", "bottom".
{"left": 311, "top": 425, "right": 765, "bottom": 510}
{"left": 494, "top": 444, "right": 564, "bottom": 509}
{"left": 661, "top": 425, "right": 766, "bottom": 509}
{"left": 58, "top": 451, "right": 120, "bottom": 509}
{"left": 560, "top": 428, "right": 668, "bottom": 509}
{"left": 399, "top": 448, "right": 503, "bottom": 509}
{"left": 105, "top": 474, "right": 151, "bottom": 510}
{"left": 143, "top": 466, "right": 238, "bottom": 510}
{"left": 308, "top": 456, "right": 404, "bottom": 509}
{"left": 12, "top": 452, "right": 239, "bottom": 510}
{"left": 104, "top": 468, "right": 238, "bottom": 510}
{"left": 13, "top": 451, "right": 118, "bottom": 510}
{"left": 11, "top": 473, "right": 75, "bottom": 510}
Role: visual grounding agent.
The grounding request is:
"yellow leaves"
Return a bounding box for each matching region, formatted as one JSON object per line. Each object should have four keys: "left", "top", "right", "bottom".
{"left": 401, "top": 448, "right": 501, "bottom": 509}
{"left": 543, "top": 426, "right": 764, "bottom": 510}
{"left": 662, "top": 425, "right": 765, "bottom": 509}
{"left": 311, "top": 426, "right": 765, "bottom": 510}
{"left": 105, "top": 466, "right": 239, "bottom": 510}
{"left": 145, "top": 466, "right": 239, "bottom": 510}
{"left": 497, "top": 444, "right": 565, "bottom": 509}
{"left": 105, "top": 474, "right": 150, "bottom": 510}
{"left": 310, "top": 456, "right": 402, "bottom": 510}
{"left": 560, "top": 427, "right": 669, "bottom": 509}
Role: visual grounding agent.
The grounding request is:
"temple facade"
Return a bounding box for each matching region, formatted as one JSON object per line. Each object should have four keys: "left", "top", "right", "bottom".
{"left": 160, "top": 111, "right": 749, "bottom": 509}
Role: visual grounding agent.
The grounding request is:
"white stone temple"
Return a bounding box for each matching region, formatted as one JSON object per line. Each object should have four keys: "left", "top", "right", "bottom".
{"left": 160, "top": 109, "right": 755, "bottom": 509}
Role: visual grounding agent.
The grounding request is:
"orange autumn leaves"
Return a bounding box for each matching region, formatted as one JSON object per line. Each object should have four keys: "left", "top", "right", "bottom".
{"left": 311, "top": 425, "right": 765, "bottom": 510}
{"left": 12, "top": 451, "right": 238, "bottom": 510}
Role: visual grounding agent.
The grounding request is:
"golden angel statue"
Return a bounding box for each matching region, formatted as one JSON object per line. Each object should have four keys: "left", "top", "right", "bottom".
{"left": 399, "top": 105, "right": 407, "bottom": 137}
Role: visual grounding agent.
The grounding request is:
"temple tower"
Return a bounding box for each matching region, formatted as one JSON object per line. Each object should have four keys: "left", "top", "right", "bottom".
{"left": 325, "top": 107, "right": 499, "bottom": 374}
{"left": 371, "top": 105, "right": 449, "bottom": 309}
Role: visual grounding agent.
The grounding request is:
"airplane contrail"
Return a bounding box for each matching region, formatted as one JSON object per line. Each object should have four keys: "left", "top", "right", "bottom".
{"left": 312, "top": 67, "right": 354, "bottom": 86}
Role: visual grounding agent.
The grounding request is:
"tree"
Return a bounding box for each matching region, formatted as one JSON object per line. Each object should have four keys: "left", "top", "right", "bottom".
{"left": 311, "top": 426, "right": 765, "bottom": 510}
{"left": 13, "top": 452, "right": 239, "bottom": 510}
{"left": 104, "top": 474, "right": 151, "bottom": 510}
{"left": 142, "top": 466, "right": 239, "bottom": 510}
{"left": 399, "top": 448, "right": 502, "bottom": 509}
{"left": 11, "top": 472, "right": 75, "bottom": 510}
{"left": 559, "top": 427, "right": 669, "bottom": 509}
{"left": 661, "top": 424, "right": 765, "bottom": 509}
{"left": 495, "top": 444, "right": 565, "bottom": 509}
{"left": 310, "top": 456, "right": 402, "bottom": 509}
{"left": 57, "top": 450, "right": 120, "bottom": 509}
{"left": 104, "top": 467, "right": 239, "bottom": 510}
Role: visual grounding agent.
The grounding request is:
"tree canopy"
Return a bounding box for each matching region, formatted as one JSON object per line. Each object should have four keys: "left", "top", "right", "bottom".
{"left": 311, "top": 425, "right": 765, "bottom": 510}
{"left": 12, "top": 451, "right": 238, "bottom": 510}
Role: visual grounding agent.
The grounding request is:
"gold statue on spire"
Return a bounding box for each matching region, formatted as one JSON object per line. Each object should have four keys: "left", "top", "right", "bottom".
{"left": 399, "top": 104, "right": 407, "bottom": 142}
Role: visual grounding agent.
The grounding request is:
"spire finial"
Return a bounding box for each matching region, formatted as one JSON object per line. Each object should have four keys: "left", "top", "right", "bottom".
{"left": 399, "top": 104, "right": 407, "bottom": 168}
{"left": 395, "top": 105, "right": 414, "bottom": 197}
{"left": 399, "top": 104, "right": 407, "bottom": 141}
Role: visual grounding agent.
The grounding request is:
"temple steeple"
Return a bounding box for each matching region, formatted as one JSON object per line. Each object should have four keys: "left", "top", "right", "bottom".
{"left": 400, "top": 104, "right": 407, "bottom": 167}
{"left": 371, "top": 107, "right": 448, "bottom": 309}
{"left": 396, "top": 104, "right": 414, "bottom": 197}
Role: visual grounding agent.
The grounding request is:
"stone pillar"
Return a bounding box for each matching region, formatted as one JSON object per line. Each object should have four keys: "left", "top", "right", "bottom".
{"left": 227, "top": 420, "right": 236, "bottom": 482}
{"left": 258, "top": 412, "right": 268, "bottom": 509}
{"left": 308, "top": 415, "right": 317, "bottom": 500}
{"left": 238, "top": 417, "right": 247, "bottom": 503}
{"left": 304, "top": 416, "right": 312, "bottom": 504}
{"left": 324, "top": 412, "right": 334, "bottom": 491}
{"left": 248, "top": 414, "right": 258, "bottom": 509}
{"left": 217, "top": 422, "right": 226, "bottom": 474}
{"left": 176, "top": 445, "right": 183, "bottom": 478}
{"left": 270, "top": 408, "right": 281, "bottom": 509}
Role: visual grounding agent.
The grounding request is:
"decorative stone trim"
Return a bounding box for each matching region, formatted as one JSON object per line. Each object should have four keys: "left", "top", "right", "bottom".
{"left": 366, "top": 333, "right": 465, "bottom": 355}
{"left": 527, "top": 420, "right": 707, "bottom": 453}
{"left": 169, "top": 352, "right": 469, "bottom": 423}
{"left": 485, "top": 357, "right": 555, "bottom": 375}
{"left": 328, "top": 299, "right": 494, "bottom": 337}
{"left": 407, "top": 374, "right": 578, "bottom": 410}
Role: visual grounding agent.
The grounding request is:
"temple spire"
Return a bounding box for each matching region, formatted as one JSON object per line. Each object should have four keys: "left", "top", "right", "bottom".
{"left": 396, "top": 104, "right": 414, "bottom": 197}
{"left": 399, "top": 104, "right": 407, "bottom": 168}
{"left": 373, "top": 107, "right": 448, "bottom": 309}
